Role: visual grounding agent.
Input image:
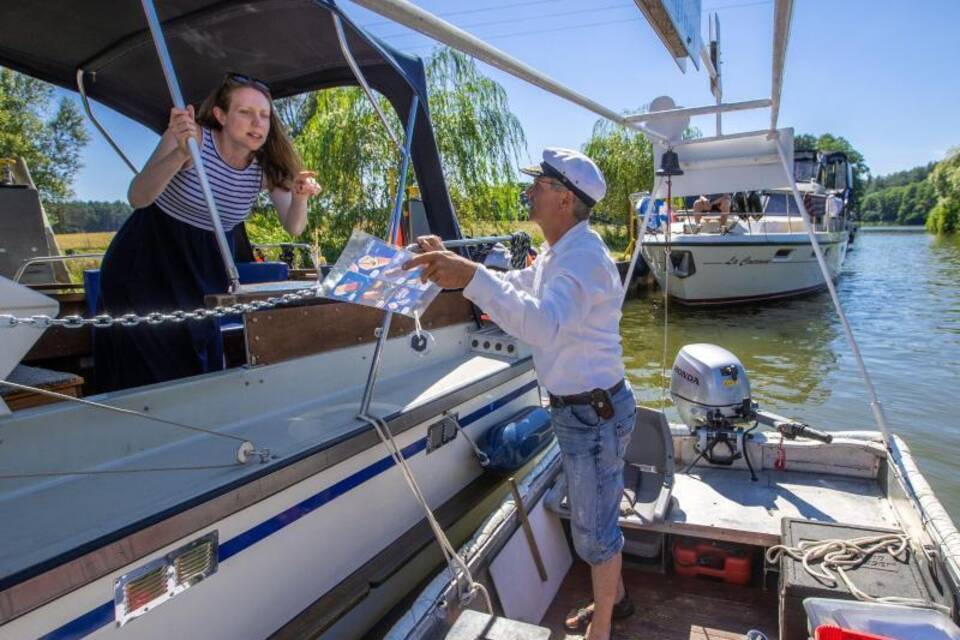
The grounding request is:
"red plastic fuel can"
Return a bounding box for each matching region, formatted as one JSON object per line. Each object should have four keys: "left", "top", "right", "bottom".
{"left": 672, "top": 538, "right": 752, "bottom": 585}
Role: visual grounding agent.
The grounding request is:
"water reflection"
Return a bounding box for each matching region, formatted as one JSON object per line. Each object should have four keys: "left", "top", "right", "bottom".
{"left": 622, "top": 289, "right": 840, "bottom": 415}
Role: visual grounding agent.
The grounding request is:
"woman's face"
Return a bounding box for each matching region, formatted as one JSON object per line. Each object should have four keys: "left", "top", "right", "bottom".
{"left": 216, "top": 86, "right": 271, "bottom": 152}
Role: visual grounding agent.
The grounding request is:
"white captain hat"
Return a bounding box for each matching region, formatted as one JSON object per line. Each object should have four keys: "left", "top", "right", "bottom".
{"left": 521, "top": 147, "right": 606, "bottom": 207}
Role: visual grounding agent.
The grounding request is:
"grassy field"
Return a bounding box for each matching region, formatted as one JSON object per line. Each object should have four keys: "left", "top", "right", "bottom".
{"left": 56, "top": 232, "right": 114, "bottom": 253}
{"left": 54, "top": 232, "right": 114, "bottom": 282}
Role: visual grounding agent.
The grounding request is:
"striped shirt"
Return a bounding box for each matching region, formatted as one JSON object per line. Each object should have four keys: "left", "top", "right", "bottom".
{"left": 155, "top": 127, "right": 263, "bottom": 231}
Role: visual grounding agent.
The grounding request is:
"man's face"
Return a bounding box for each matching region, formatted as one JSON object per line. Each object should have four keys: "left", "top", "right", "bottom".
{"left": 524, "top": 176, "right": 568, "bottom": 225}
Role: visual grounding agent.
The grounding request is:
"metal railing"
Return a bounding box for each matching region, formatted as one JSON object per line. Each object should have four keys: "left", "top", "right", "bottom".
{"left": 14, "top": 254, "right": 104, "bottom": 284}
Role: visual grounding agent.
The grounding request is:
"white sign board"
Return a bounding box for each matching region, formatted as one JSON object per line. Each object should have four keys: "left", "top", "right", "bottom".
{"left": 653, "top": 128, "right": 796, "bottom": 198}
{"left": 633, "top": 0, "right": 702, "bottom": 71}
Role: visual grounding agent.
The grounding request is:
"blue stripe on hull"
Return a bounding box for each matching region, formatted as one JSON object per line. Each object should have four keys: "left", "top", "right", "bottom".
{"left": 39, "top": 379, "right": 538, "bottom": 639}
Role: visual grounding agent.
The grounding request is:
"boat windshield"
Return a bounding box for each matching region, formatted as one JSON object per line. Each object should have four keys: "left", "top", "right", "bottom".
{"left": 793, "top": 153, "right": 819, "bottom": 183}
{"left": 762, "top": 192, "right": 801, "bottom": 215}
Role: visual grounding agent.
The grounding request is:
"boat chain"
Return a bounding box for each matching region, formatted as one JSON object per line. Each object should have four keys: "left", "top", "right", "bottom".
{"left": 0, "top": 232, "right": 533, "bottom": 330}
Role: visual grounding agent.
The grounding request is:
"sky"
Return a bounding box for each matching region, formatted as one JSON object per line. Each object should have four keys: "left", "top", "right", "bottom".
{"left": 62, "top": 0, "right": 960, "bottom": 202}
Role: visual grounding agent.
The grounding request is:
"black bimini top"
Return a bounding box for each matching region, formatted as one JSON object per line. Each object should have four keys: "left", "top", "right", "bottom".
{"left": 0, "top": 0, "right": 461, "bottom": 239}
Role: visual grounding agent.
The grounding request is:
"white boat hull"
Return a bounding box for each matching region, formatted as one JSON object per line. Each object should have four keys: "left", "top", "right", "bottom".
{"left": 642, "top": 231, "right": 848, "bottom": 305}
{"left": 0, "top": 322, "right": 541, "bottom": 640}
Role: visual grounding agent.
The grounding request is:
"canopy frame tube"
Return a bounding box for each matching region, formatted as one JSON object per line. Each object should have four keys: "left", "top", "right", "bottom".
{"left": 76, "top": 70, "right": 139, "bottom": 175}
{"left": 332, "top": 14, "right": 402, "bottom": 151}
{"left": 624, "top": 99, "right": 771, "bottom": 124}
{"left": 349, "top": 0, "right": 669, "bottom": 144}
{"left": 139, "top": 0, "right": 240, "bottom": 292}
{"left": 358, "top": 94, "right": 419, "bottom": 417}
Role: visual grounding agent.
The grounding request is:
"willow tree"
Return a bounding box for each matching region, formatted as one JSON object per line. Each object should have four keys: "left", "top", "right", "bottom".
{"left": 582, "top": 118, "right": 654, "bottom": 254}
{"left": 425, "top": 48, "right": 526, "bottom": 230}
{"left": 248, "top": 47, "right": 526, "bottom": 261}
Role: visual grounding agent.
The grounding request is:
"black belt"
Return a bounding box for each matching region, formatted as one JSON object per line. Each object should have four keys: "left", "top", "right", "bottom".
{"left": 549, "top": 379, "right": 625, "bottom": 409}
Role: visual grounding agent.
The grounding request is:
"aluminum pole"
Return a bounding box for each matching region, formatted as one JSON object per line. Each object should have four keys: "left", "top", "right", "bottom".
{"left": 349, "top": 0, "right": 669, "bottom": 144}
{"left": 140, "top": 0, "right": 240, "bottom": 292}
{"left": 77, "top": 70, "right": 139, "bottom": 174}
{"left": 771, "top": 0, "right": 794, "bottom": 131}
{"left": 359, "top": 95, "right": 419, "bottom": 417}
{"left": 620, "top": 177, "right": 661, "bottom": 308}
{"left": 333, "top": 14, "right": 402, "bottom": 151}
{"left": 774, "top": 136, "right": 892, "bottom": 448}
{"left": 623, "top": 99, "right": 770, "bottom": 124}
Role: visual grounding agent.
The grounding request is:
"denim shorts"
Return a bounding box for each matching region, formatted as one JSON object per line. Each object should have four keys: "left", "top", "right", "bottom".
{"left": 551, "top": 381, "right": 636, "bottom": 566}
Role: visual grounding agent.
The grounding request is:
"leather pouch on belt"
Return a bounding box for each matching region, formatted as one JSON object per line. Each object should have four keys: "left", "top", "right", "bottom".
{"left": 590, "top": 389, "right": 615, "bottom": 419}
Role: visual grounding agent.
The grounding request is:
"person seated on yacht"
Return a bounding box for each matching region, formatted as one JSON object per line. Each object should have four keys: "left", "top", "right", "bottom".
{"left": 693, "top": 192, "right": 732, "bottom": 227}
{"left": 404, "top": 148, "right": 636, "bottom": 640}
{"left": 94, "top": 73, "right": 321, "bottom": 392}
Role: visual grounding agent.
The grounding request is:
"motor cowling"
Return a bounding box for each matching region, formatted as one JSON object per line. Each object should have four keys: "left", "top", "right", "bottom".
{"left": 670, "top": 344, "right": 753, "bottom": 429}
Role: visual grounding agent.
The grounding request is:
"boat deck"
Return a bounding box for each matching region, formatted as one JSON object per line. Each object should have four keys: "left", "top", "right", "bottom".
{"left": 542, "top": 561, "right": 780, "bottom": 639}
{"left": 631, "top": 466, "right": 899, "bottom": 546}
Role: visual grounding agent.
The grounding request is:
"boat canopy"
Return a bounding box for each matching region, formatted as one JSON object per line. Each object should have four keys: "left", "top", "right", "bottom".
{"left": 652, "top": 128, "right": 796, "bottom": 198}
{"left": 0, "top": 0, "right": 461, "bottom": 238}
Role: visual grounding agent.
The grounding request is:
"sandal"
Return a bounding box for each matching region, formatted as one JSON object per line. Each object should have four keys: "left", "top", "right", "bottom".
{"left": 564, "top": 592, "right": 635, "bottom": 631}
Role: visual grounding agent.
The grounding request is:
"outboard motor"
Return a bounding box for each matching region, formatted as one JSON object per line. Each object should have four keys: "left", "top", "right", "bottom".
{"left": 671, "top": 344, "right": 834, "bottom": 480}
{"left": 671, "top": 344, "right": 758, "bottom": 479}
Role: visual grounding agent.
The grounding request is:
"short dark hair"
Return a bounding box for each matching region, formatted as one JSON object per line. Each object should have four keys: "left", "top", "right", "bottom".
{"left": 572, "top": 197, "right": 591, "bottom": 221}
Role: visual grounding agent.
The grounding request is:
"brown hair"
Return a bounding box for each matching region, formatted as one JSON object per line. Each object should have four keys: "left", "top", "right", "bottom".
{"left": 196, "top": 76, "right": 300, "bottom": 190}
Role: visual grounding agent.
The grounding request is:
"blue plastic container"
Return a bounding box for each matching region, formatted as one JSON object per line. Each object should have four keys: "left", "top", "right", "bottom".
{"left": 83, "top": 269, "right": 101, "bottom": 317}
{"left": 479, "top": 406, "right": 553, "bottom": 472}
{"left": 236, "top": 261, "right": 289, "bottom": 284}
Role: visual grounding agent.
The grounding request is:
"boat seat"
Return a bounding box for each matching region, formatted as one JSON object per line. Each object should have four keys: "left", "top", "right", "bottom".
{"left": 545, "top": 406, "right": 675, "bottom": 525}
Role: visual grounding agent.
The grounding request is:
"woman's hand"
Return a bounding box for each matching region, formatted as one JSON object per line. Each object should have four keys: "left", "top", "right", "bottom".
{"left": 168, "top": 106, "right": 199, "bottom": 159}
{"left": 292, "top": 170, "right": 321, "bottom": 199}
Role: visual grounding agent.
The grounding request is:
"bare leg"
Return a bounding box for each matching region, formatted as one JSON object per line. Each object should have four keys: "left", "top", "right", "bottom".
{"left": 585, "top": 552, "right": 624, "bottom": 640}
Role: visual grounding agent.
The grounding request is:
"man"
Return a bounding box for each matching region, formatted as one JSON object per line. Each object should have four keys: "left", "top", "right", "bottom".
{"left": 404, "top": 148, "right": 636, "bottom": 640}
{"left": 693, "top": 192, "right": 732, "bottom": 227}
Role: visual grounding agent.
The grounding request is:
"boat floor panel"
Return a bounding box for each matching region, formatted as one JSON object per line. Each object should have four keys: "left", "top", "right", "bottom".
{"left": 541, "top": 561, "right": 779, "bottom": 639}
{"left": 628, "top": 468, "right": 898, "bottom": 546}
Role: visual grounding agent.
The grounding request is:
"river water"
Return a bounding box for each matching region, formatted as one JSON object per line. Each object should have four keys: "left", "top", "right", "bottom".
{"left": 621, "top": 228, "right": 960, "bottom": 520}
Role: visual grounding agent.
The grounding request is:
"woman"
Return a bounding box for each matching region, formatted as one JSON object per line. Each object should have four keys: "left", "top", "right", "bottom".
{"left": 95, "top": 74, "right": 320, "bottom": 391}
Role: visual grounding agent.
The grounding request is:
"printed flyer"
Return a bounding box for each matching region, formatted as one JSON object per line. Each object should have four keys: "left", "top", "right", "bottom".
{"left": 321, "top": 230, "right": 440, "bottom": 318}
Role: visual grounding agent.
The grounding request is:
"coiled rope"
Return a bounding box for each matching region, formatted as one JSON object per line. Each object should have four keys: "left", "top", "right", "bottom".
{"left": 766, "top": 533, "right": 950, "bottom": 613}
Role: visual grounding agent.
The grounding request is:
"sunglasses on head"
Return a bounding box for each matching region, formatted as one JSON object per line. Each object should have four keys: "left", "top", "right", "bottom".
{"left": 226, "top": 72, "right": 271, "bottom": 95}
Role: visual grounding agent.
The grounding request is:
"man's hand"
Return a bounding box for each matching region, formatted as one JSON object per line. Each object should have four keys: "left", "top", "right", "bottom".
{"left": 403, "top": 249, "right": 478, "bottom": 289}
{"left": 414, "top": 235, "right": 445, "bottom": 253}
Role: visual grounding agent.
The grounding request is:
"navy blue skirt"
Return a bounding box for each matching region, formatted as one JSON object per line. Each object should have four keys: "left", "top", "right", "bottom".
{"left": 94, "top": 205, "right": 237, "bottom": 392}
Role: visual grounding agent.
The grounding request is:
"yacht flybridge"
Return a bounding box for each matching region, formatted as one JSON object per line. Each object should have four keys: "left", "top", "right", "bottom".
{"left": 0, "top": 2, "right": 957, "bottom": 640}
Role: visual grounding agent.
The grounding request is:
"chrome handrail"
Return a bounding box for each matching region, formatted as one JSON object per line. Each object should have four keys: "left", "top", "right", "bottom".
{"left": 14, "top": 254, "right": 104, "bottom": 283}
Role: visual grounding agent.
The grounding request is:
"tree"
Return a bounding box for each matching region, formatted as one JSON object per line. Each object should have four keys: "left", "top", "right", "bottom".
{"left": 926, "top": 149, "right": 960, "bottom": 234}
{"left": 0, "top": 67, "right": 89, "bottom": 201}
{"left": 248, "top": 47, "right": 527, "bottom": 261}
{"left": 581, "top": 118, "right": 653, "bottom": 247}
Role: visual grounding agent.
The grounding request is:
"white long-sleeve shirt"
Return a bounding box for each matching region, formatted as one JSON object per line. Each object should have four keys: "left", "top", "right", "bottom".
{"left": 463, "top": 221, "right": 625, "bottom": 396}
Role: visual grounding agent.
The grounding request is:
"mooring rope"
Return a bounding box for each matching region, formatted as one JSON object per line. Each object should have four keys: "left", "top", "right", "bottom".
{"left": 358, "top": 412, "right": 492, "bottom": 612}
